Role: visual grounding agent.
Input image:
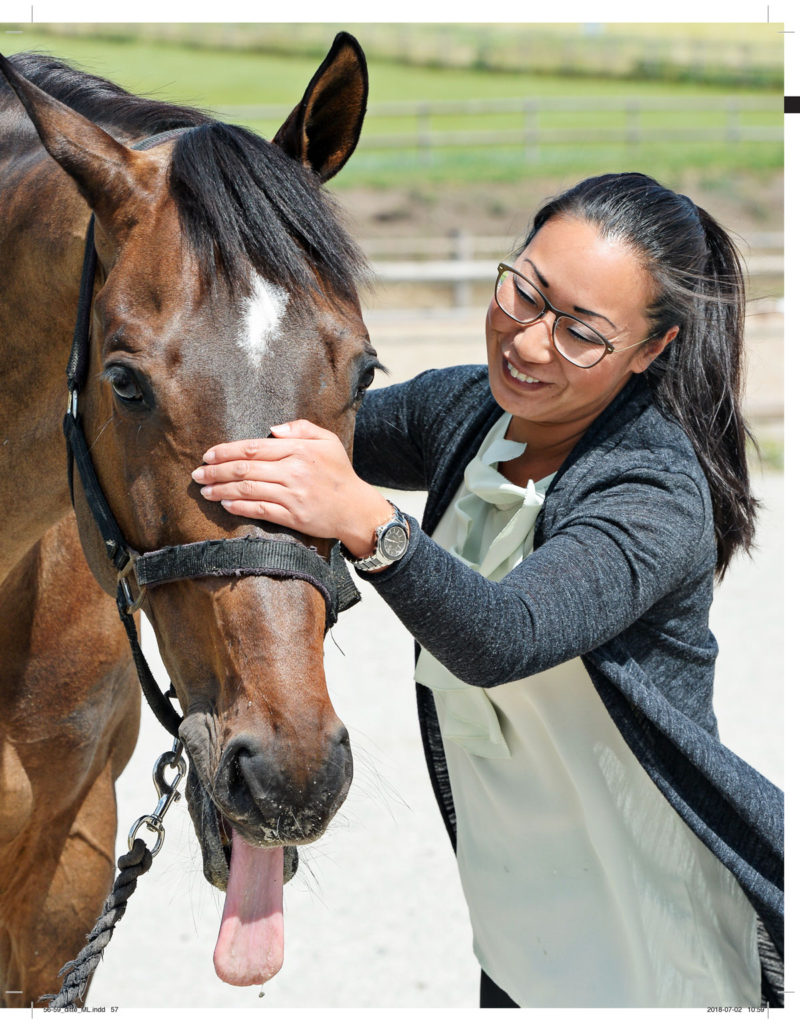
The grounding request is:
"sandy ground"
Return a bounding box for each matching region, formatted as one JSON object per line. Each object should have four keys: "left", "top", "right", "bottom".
{"left": 84, "top": 472, "right": 783, "bottom": 1015}
{"left": 79, "top": 309, "right": 783, "bottom": 1014}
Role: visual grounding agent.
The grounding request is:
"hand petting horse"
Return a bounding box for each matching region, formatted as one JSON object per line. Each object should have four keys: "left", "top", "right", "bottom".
{"left": 0, "top": 34, "right": 372, "bottom": 1006}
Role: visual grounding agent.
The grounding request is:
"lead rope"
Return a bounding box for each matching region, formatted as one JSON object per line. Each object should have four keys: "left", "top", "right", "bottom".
{"left": 45, "top": 742, "right": 187, "bottom": 1007}
{"left": 46, "top": 841, "right": 153, "bottom": 1008}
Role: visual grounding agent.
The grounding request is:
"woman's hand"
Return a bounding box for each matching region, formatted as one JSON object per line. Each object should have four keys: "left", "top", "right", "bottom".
{"left": 191, "top": 420, "right": 394, "bottom": 559}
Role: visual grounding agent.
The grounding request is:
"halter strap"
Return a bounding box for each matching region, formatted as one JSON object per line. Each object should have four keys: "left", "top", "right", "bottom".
{"left": 134, "top": 537, "right": 360, "bottom": 621}
{"left": 66, "top": 215, "right": 97, "bottom": 396}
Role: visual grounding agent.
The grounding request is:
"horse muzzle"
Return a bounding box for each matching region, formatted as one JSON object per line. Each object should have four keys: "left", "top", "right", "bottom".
{"left": 180, "top": 712, "right": 352, "bottom": 892}
{"left": 212, "top": 726, "right": 353, "bottom": 845}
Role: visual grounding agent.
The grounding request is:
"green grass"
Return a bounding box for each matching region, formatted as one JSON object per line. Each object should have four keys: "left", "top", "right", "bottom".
{"left": 1, "top": 27, "right": 782, "bottom": 189}
{"left": 3, "top": 21, "right": 783, "bottom": 87}
{"left": 1, "top": 30, "right": 327, "bottom": 108}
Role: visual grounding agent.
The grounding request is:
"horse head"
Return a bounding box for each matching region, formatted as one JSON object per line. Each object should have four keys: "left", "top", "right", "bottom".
{"left": 0, "top": 35, "right": 372, "bottom": 985}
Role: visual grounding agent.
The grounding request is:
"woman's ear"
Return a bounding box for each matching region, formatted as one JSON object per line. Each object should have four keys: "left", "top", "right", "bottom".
{"left": 632, "top": 325, "right": 679, "bottom": 373}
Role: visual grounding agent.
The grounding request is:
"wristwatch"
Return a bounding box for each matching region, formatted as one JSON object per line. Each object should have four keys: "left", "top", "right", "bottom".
{"left": 350, "top": 501, "right": 409, "bottom": 573}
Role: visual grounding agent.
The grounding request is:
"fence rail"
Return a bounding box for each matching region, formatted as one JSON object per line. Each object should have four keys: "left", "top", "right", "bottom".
{"left": 360, "top": 232, "right": 784, "bottom": 259}
{"left": 220, "top": 96, "right": 782, "bottom": 158}
{"left": 223, "top": 96, "right": 781, "bottom": 119}
{"left": 363, "top": 232, "right": 783, "bottom": 310}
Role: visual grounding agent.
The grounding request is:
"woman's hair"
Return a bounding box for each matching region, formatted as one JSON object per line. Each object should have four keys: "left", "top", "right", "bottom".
{"left": 523, "top": 171, "right": 758, "bottom": 578}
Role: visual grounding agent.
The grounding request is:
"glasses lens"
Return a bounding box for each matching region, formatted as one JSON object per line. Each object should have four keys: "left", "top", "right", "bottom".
{"left": 554, "top": 317, "right": 608, "bottom": 367}
{"left": 496, "top": 267, "right": 545, "bottom": 324}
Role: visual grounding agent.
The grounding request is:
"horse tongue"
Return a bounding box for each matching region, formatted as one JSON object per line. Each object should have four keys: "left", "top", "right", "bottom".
{"left": 213, "top": 830, "right": 285, "bottom": 986}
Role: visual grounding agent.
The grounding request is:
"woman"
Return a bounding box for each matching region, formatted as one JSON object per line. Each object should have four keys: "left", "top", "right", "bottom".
{"left": 191, "top": 173, "right": 783, "bottom": 1008}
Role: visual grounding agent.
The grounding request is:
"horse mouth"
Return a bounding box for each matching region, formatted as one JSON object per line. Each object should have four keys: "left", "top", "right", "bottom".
{"left": 184, "top": 760, "right": 299, "bottom": 987}
{"left": 185, "top": 761, "right": 298, "bottom": 892}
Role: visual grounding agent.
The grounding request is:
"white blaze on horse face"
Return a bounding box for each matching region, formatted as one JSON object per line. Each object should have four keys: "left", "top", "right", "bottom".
{"left": 239, "top": 276, "right": 289, "bottom": 368}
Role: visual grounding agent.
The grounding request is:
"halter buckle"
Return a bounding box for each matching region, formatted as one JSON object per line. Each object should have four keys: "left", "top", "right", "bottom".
{"left": 118, "top": 554, "right": 147, "bottom": 613}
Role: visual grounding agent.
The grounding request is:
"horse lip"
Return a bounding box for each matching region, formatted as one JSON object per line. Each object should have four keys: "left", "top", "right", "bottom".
{"left": 184, "top": 759, "right": 298, "bottom": 889}
{"left": 185, "top": 760, "right": 231, "bottom": 892}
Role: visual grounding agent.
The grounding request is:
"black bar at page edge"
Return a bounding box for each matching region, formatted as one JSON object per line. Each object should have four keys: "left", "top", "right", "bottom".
{"left": 784, "top": 96, "right": 800, "bottom": 113}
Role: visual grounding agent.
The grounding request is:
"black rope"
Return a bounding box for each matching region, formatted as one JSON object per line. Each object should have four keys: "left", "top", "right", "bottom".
{"left": 46, "top": 839, "right": 154, "bottom": 1008}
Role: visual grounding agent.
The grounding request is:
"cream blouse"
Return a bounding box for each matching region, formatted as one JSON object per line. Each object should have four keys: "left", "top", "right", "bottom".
{"left": 414, "top": 412, "right": 760, "bottom": 1008}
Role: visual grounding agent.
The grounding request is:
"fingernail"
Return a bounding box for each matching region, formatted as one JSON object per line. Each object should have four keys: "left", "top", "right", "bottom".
{"left": 270, "top": 424, "right": 289, "bottom": 436}
{"left": 221, "top": 500, "right": 232, "bottom": 509}
{"left": 203, "top": 449, "right": 216, "bottom": 463}
{"left": 191, "top": 468, "right": 204, "bottom": 482}
{"left": 200, "top": 486, "right": 212, "bottom": 498}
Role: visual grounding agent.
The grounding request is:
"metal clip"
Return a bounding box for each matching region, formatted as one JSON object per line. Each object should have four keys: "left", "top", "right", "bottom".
{"left": 128, "top": 740, "right": 187, "bottom": 858}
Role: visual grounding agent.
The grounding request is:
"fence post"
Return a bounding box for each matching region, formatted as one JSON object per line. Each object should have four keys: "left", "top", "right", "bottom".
{"left": 524, "top": 98, "right": 539, "bottom": 162}
{"left": 726, "top": 100, "right": 740, "bottom": 142}
{"left": 626, "top": 100, "right": 641, "bottom": 148}
{"left": 418, "top": 103, "right": 432, "bottom": 165}
{"left": 452, "top": 229, "right": 472, "bottom": 308}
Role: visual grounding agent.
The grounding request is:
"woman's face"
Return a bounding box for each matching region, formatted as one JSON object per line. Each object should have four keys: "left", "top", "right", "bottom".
{"left": 485, "top": 214, "right": 674, "bottom": 437}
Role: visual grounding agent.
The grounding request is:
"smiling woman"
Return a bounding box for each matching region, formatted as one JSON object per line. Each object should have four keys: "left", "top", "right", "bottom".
{"left": 483, "top": 215, "right": 678, "bottom": 482}
{"left": 193, "top": 171, "right": 783, "bottom": 1009}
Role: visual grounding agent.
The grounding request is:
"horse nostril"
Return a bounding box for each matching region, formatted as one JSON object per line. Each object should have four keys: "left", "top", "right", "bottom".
{"left": 214, "top": 728, "right": 353, "bottom": 840}
{"left": 216, "top": 735, "right": 270, "bottom": 813}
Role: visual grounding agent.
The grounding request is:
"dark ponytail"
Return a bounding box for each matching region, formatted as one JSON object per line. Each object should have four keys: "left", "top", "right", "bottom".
{"left": 524, "top": 172, "right": 757, "bottom": 578}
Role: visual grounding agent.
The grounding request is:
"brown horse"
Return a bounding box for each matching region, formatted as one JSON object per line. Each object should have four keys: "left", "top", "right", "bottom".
{"left": 0, "top": 34, "right": 374, "bottom": 1006}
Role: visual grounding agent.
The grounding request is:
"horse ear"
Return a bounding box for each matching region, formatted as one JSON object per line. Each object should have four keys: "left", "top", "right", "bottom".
{"left": 0, "top": 53, "right": 146, "bottom": 233}
{"left": 272, "top": 32, "right": 368, "bottom": 182}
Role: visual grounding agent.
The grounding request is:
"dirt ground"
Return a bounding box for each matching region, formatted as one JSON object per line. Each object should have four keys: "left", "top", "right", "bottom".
{"left": 336, "top": 171, "right": 784, "bottom": 435}
{"left": 339, "top": 170, "right": 784, "bottom": 245}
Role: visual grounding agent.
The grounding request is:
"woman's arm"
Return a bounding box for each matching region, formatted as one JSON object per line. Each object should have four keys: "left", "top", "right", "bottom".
{"left": 351, "top": 377, "right": 428, "bottom": 490}
{"left": 366, "top": 466, "right": 711, "bottom": 683}
{"left": 193, "top": 414, "right": 710, "bottom": 685}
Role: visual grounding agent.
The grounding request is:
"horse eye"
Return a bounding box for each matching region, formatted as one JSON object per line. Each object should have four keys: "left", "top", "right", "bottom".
{"left": 354, "top": 365, "right": 375, "bottom": 404}
{"left": 106, "top": 366, "right": 145, "bottom": 405}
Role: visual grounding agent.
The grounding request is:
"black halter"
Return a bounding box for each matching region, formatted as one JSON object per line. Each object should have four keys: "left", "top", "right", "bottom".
{"left": 62, "top": 131, "right": 360, "bottom": 738}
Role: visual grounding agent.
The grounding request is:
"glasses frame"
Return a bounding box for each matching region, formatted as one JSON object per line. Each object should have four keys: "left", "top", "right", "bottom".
{"left": 494, "top": 262, "right": 657, "bottom": 369}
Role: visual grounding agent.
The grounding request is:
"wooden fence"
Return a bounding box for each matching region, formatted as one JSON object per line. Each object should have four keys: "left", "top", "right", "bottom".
{"left": 220, "top": 96, "right": 782, "bottom": 161}
{"left": 360, "top": 231, "right": 783, "bottom": 310}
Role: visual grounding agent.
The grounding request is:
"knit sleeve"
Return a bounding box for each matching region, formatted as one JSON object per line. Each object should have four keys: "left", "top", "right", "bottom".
{"left": 361, "top": 464, "right": 711, "bottom": 685}
{"left": 353, "top": 365, "right": 494, "bottom": 492}
{"left": 352, "top": 373, "right": 429, "bottom": 490}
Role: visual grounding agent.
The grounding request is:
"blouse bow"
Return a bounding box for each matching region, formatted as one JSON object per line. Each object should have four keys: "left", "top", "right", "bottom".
{"left": 415, "top": 414, "right": 552, "bottom": 758}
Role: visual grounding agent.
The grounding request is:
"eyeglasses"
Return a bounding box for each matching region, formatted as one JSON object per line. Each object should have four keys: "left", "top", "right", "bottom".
{"left": 494, "top": 262, "right": 656, "bottom": 369}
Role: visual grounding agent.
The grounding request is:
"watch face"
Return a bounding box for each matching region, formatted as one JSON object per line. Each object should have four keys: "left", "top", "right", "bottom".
{"left": 380, "top": 524, "right": 408, "bottom": 560}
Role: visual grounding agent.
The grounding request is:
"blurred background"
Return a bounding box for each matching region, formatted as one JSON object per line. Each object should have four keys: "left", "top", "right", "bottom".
{"left": 2, "top": 20, "right": 783, "bottom": 449}
{"left": 1, "top": 21, "right": 783, "bottom": 1010}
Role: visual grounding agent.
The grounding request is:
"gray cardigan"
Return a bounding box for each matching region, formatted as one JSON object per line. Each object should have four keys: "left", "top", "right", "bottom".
{"left": 353, "top": 365, "right": 783, "bottom": 1003}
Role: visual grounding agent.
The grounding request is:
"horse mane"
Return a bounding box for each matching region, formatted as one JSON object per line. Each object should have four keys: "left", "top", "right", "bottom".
{"left": 7, "top": 52, "right": 214, "bottom": 135}
{"left": 169, "top": 124, "right": 367, "bottom": 298}
{"left": 9, "top": 52, "right": 367, "bottom": 299}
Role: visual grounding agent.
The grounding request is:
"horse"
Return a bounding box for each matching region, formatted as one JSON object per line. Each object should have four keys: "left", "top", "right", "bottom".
{"left": 0, "top": 33, "right": 374, "bottom": 1006}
